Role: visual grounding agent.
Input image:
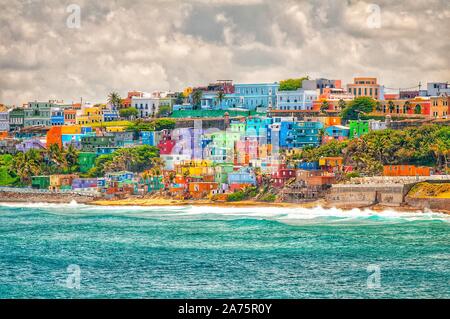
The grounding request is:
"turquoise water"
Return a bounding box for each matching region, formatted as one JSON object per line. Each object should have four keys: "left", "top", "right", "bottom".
{"left": 0, "top": 203, "right": 449, "bottom": 298}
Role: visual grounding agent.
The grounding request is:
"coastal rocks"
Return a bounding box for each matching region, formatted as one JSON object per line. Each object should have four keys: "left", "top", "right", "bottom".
{"left": 0, "top": 191, "right": 98, "bottom": 204}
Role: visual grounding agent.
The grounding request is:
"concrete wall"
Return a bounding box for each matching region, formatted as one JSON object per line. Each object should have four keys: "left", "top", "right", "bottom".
{"left": 326, "top": 184, "right": 406, "bottom": 206}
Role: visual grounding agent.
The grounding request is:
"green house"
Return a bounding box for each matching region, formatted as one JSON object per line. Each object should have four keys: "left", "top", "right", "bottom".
{"left": 78, "top": 152, "right": 98, "bottom": 173}
{"left": 8, "top": 108, "right": 25, "bottom": 131}
{"left": 349, "top": 120, "right": 370, "bottom": 139}
{"left": 213, "top": 163, "right": 234, "bottom": 183}
{"left": 31, "top": 176, "right": 50, "bottom": 189}
{"left": 143, "top": 176, "right": 164, "bottom": 192}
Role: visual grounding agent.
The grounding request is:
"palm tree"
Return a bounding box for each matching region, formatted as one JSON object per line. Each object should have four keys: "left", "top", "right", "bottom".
{"left": 10, "top": 151, "right": 42, "bottom": 184}
{"left": 191, "top": 90, "right": 203, "bottom": 110}
{"left": 65, "top": 144, "right": 79, "bottom": 172}
{"left": 216, "top": 90, "right": 225, "bottom": 109}
{"left": 46, "top": 144, "right": 68, "bottom": 172}
{"left": 108, "top": 92, "right": 122, "bottom": 109}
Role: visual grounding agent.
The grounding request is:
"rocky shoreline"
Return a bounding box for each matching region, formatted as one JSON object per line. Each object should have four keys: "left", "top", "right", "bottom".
{"left": 0, "top": 191, "right": 448, "bottom": 214}
{"left": 0, "top": 191, "right": 99, "bottom": 204}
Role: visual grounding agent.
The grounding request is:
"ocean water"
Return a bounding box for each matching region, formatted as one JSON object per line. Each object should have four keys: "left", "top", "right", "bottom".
{"left": 0, "top": 202, "right": 449, "bottom": 299}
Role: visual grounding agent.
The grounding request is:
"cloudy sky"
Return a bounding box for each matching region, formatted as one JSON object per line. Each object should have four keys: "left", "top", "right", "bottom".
{"left": 1, "top": 0, "right": 449, "bottom": 106}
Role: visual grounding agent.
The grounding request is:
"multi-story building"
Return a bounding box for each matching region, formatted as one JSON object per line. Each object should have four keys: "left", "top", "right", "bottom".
{"left": 50, "top": 108, "right": 65, "bottom": 126}
{"left": 8, "top": 108, "right": 25, "bottom": 131}
{"left": 288, "top": 121, "right": 323, "bottom": 148}
{"left": 131, "top": 96, "right": 160, "bottom": 118}
{"left": 347, "top": 77, "right": 381, "bottom": 99}
{"left": 275, "top": 89, "right": 318, "bottom": 112}
{"left": 233, "top": 83, "right": 279, "bottom": 110}
{"left": 122, "top": 91, "right": 143, "bottom": 108}
{"left": 24, "top": 101, "right": 55, "bottom": 127}
{"left": 76, "top": 106, "right": 103, "bottom": 125}
{"left": 64, "top": 108, "right": 77, "bottom": 125}
{"left": 0, "top": 105, "right": 9, "bottom": 132}
{"left": 427, "top": 82, "right": 450, "bottom": 97}
{"left": 302, "top": 78, "right": 342, "bottom": 93}
{"left": 373, "top": 96, "right": 448, "bottom": 118}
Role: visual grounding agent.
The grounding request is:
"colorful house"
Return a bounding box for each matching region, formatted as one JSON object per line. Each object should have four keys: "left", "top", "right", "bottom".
{"left": 188, "top": 182, "right": 218, "bottom": 199}
{"left": 319, "top": 157, "right": 344, "bottom": 172}
{"left": 324, "top": 125, "right": 350, "bottom": 142}
{"left": 31, "top": 176, "right": 50, "bottom": 189}
{"left": 72, "top": 178, "right": 98, "bottom": 191}
{"left": 227, "top": 167, "right": 257, "bottom": 185}
{"left": 271, "top": 168, "right": 296, "bottom": 187}
{"left": 289, "top": 121, "right": 323, "bottom": 148}
{"left": 348, "top": 120, "right": 369, "bottom": 139}
{"left": 49, "top": 174, "right": 78, "bottom": 191}
{"left": 383, "top": 165, "right": 431, "bottom": 176}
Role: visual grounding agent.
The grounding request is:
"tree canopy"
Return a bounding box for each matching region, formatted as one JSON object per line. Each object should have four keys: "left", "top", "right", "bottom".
{"left": 341, "top": 96, "right": 376, "bottom": 122}
{"left": 119, "top": 107, "right": 138, "bottom": 119}
{"left": 279, "top": 76, "right": 309, "bottom": 91}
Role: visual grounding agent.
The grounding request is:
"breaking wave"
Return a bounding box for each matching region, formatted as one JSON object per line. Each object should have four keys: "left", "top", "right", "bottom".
{"left": 0, "top": 201, "right": 448, "bottom": 224}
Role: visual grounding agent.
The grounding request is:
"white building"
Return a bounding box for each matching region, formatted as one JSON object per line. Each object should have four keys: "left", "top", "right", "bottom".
{"left": 131, "top": 93, "right": 161, "bottom": 118}
{"left": 275, "top": 89, "right": 318, "bottom": 111}
{"left": 0, "top": 108, "right": 9, "bottom": 132}
{"left": 427, "top": 82, "right": 450, "bottom": 97}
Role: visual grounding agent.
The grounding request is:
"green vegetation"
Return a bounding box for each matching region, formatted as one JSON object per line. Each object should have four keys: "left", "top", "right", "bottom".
{"left": 90, "top": 120, "right": 132, "bottom": 128}
{"left": 226, "top": 186, "right": 258, "bottom": 202}
{"left": 127, "top": 118, "right": 176, "bottom": 132}
{"left": 259, "top": 193, "right": 276, "bottom": 202}
{"left": 295, "top": 124, "right": 450, "bottom": 175}
{"left": 296, "top": 140, "right": 349, "bottom": 162}
{"left": 0, "top": 155, "right": 18, "bottom": 186}
{"left": 119, "top": 107, "right": 138, "bottom": 119}
{"left": 87, "top": 145, "right": 160, "bottom": 177}
{"left": 157, "top": 104, "right": 171, "bottom": 117}
{"left": 279, "top": 76, "right": 309, "bottom": 91}
{"left": 341, "top": 97, "right": 376, "bottom": 122}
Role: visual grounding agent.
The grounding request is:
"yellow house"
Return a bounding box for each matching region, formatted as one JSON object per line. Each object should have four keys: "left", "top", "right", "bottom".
{"left": 76, "top": 107, "right": 103, "bottom": 125}
{"left": 175, "top": 160, "right": 214, "bottom": 176}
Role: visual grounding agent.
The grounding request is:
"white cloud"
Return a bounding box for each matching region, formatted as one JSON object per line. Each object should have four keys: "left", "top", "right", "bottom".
{"left": 0, "top": 0, "right": 449, "bottom": 106}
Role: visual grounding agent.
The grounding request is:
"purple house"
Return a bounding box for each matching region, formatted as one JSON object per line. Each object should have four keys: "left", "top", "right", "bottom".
{"left": 16, "top": 139, "right": 46, "bottom": 152}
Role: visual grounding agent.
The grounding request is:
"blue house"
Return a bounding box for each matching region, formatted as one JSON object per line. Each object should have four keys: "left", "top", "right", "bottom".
{"left": 233, "top": 83, "right": 279, "bottom": 110}
{"left": 50, "top": 108, "right": 64, "bottom": 126}
{"left": 289, "top": 121, "right": 323, "bottom": 148}
{"left": 102, "top": 109, "right": 119, "bottom": 122}
{"left": 267, "top": 119, "right": 295, "bottom": 148}
{"left": 324, "top": 125, "right": 350, "bottom": 140}
{"left": 297, "top": 162, "right": 319, "bottom": 170}
{"left": 140, "top": 131, "right": 156, "bottom": 146}
{"left": 227, "top": 167, "right": 257, "bottom": 185}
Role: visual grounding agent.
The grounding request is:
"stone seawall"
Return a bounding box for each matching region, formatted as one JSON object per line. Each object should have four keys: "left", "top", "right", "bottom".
{"left": 326, "top": 184, "right": 407, "bottom": 207}
{"left": 0, "top": 191, "right": 98, "bottom": 204}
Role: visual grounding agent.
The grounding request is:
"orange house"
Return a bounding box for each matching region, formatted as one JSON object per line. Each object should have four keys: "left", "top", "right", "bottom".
{"left": 188, "top": 182, "right": 218, "bottom": 199}
{"left": 46, "top": 126, "right": 63, "bottom": 147}
{"left": 47, "top": 125, "right": 82, "bottom": 147}
{"left": 383, "top": 165, "right": 431, "bottom": 176}
{"left": 0, "top": 131, "right": 8, "bottom": 140}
